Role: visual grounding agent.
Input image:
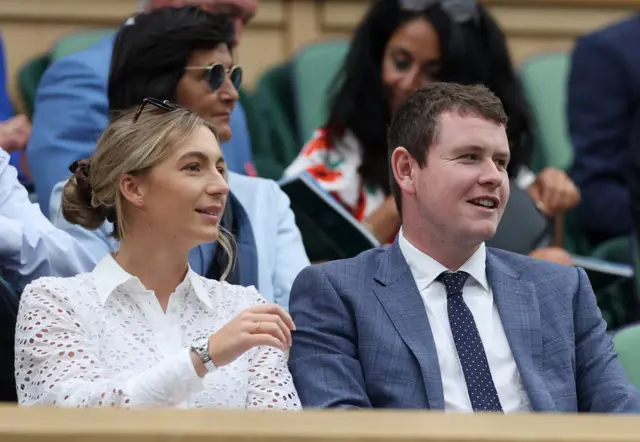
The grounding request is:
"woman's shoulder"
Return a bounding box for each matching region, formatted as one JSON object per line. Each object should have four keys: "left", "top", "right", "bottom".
{"left": 21, "top": 272, "right": 96, "bottom": 306}
{"left": 24, "top": 272, "right": 92, "bottom": 291}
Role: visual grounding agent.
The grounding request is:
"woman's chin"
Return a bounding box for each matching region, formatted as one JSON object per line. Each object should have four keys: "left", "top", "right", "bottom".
{"left": 200, "top": 229, "right": 220, "bottom": 244}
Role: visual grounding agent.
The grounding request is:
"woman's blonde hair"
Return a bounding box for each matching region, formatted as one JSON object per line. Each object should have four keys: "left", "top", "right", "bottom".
{"left": 62, "top": 104, "right": 236, "bottom": 280}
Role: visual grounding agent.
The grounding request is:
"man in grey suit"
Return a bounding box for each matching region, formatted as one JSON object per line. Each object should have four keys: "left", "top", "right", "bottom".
{"left": 288, "top": 83, "right": 640, "bottom": 413}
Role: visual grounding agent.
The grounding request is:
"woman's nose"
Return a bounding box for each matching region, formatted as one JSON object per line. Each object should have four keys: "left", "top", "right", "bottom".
{"left": 207, "top": 172, "right": 230, "bottom": 196}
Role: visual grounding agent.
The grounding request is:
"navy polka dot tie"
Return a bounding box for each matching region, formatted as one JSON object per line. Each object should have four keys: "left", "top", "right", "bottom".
{"left": 438, "top": 271, "right": 503, "bottom": 412}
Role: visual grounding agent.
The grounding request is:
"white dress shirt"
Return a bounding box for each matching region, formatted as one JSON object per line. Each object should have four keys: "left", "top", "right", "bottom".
{"left": 398, "top": 230, "right": 530, "bottom": 412}
{"left": 15, "top": 254, "right": 301, "bottom": 410}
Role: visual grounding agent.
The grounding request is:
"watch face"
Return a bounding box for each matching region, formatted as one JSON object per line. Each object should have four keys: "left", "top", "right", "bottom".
{"left": 196, "top": 336, "right": 209, "bottom": 349}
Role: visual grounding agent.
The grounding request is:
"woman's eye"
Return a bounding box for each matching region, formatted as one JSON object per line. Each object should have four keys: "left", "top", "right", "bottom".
{"left": 393, "top": 59, "right": 411, "bottom": 71}
{"left": 185, "top": 163, "right": 201, "bottom": 172}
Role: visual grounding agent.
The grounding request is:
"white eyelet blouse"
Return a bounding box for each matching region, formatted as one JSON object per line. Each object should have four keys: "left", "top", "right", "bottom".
{"left": 14, "top": 254, "right": 301, "bottom": 410}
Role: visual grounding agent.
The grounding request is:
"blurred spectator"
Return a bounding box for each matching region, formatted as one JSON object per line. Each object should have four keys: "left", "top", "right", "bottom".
{"left": 0, "top": 33, "right": 31, "bottom": 184}
{"left": 629, "top": 104, "right": 640, "bottom": 243}
{"left": 567, "top": 14, "right": 640, "bottom": 245}
{"left": 27, "top": 0, "right": 258, "bottom": 217}
{"left": 49, "top": 6, "right": 309, "bottom": 310}
{"left": 0, "top": 149, "right": 92, "bottom": 292}
{"left": 284, "top": 0, "right": 577, "bottom": 263}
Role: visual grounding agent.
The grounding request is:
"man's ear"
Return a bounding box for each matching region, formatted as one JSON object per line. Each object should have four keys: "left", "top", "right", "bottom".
{"left": 391, "top": 146, "right": 418, "bottom": 197}
{"left": 119, "top": 174, "right": 146, "bottom": 208}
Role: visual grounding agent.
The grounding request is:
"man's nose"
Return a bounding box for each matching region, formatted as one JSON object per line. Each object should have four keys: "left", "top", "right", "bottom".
{"left": 479, "top": 160, "right": 504, "bottom": 186}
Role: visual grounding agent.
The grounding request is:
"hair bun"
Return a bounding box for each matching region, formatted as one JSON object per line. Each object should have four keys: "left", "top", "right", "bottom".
{"left": 61, "top": 169, "right": 108, "bottom": 231}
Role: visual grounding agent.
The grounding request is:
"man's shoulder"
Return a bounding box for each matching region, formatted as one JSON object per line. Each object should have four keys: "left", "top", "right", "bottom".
{"left": 487, "top": 247, "right": 580, "bottom": 285}
{"left": 302, "top": 247, "right": 388, "bottom": 282}
{"left": 576, "top": 15, "right": 640, "bottom": 53}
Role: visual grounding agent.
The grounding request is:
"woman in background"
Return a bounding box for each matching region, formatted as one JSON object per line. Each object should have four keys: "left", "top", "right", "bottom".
{"left": 15, "top": 102, "right": 300, "bottom": 409}
{"left": 285, "top": 0, "right": 578, "bottom": 263}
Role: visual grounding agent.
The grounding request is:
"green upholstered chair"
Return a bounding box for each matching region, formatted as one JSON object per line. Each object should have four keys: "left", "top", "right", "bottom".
{"left": 613, "top": 324, "right": 640, "bottom": 390}
{"left": 291, "top": 39, "right": 350, "bottom": 144}
{"left": 51, "top": 29, "right": 115, "bottom": 61}
{"left": 17, "top": 54, "right": 50, "bottom": 119}
{"left": 249, "top": 62, "right": 299, "bottom": 180}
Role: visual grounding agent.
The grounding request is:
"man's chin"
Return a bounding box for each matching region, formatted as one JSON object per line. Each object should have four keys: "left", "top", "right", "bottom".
{"left": 217, "top": 127, "right": 232, "bottom": 143}
{"left": 471, "top": 223, "right": 498, "bottom": 243}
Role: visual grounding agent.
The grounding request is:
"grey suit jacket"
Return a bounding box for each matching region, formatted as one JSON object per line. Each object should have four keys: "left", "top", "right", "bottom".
{"left": 288, "top": 241, "right": 640, "bottom": 412}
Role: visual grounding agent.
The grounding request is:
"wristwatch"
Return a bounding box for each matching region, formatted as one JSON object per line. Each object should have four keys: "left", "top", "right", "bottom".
{"left": 190, "top": 336, "right": 217, "bottom": 373}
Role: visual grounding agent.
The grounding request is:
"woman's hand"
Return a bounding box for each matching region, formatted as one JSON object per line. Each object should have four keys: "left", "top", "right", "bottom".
{"left": 527, "top": 167, "right": 580, "bottom": 217}
{"left": 0, "top": 115, "right": 32, "bottom": 153}
{"left": 207, "top": 304, "right": 295, "bottom": 367}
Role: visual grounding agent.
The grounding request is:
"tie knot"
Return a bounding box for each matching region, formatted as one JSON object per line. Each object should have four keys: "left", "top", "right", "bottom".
{"left": 438, "top": 271, "right": 469, "bottom": 296}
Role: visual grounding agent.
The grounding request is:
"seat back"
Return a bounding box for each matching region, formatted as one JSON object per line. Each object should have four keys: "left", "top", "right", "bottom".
{"left": 250, "top": 62, "right": 299, "bottom": 179}
{"left": 613, "top": 324, "right": 640, "bottom": 390}
{"left": 291, "top": 39, "right": 350, "bottom": 143}
{"left": 518, "top": 52, "right": 573, "bottom": 172}
{"left": 17, "top": 54, "right": 50, "bottom": 119}
{"left": 51, "top": 29, "right": 115, "bottom": 61}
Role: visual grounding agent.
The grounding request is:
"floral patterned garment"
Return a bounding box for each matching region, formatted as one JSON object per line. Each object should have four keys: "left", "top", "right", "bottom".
{"left": 284, "top": 128, "right": 387, "bottom": 221}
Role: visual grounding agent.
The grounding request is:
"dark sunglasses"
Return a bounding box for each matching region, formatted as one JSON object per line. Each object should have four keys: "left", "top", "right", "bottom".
{"left": 132, "top": 97, "right": 182, "bottom": 123}
{"left": 398, "top": 0, "right": 477, "bottom": 23}
{"left": 184, "top": 64, "right": 243, "bottom": 92}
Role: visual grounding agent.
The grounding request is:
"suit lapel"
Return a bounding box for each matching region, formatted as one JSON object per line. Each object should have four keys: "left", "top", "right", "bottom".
{"left": 486, "top": 251, "right": 555, "bottom": 411}
{"left": 373, "top": 242, "right": 444, "bottom": 410}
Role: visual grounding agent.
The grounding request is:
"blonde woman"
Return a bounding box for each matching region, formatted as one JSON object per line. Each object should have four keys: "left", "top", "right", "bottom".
{"left": 14, "top": 99, "right": 300, "bottom": 410}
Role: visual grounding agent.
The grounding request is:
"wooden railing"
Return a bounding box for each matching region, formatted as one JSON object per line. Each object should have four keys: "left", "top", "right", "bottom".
{"left": 1, "top": 0, "right": 639, "bottom": 111}
{"left": 1, "top": 406, "right": 640, "bottom": 442}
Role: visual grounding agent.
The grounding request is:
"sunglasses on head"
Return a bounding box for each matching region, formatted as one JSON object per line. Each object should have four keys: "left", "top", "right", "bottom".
{"left": 132, "top": 97, "right": 182, "bottom": 123}
{"left": 184, "top": 64, "right": 243, "bottom": 92}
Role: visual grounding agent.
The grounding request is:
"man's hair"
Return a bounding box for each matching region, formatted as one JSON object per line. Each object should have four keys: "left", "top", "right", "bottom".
{"left": 388, "top": 83, "right": 508, "bottom": 215}
{"left": 108, "top": 6, "right": 234, "bottom": 115}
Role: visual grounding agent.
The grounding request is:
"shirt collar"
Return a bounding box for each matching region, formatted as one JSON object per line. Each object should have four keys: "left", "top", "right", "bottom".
{"left": 398, "top": 228, "right": 489, "bottom": 292}
{"left": 92, "top": 253, "right": 213, "bottom": 309}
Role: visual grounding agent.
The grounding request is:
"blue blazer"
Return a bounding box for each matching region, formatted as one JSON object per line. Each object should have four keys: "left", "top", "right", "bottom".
{"left": 27, "top": 34, "right": 253, "bottom": 217}
{"left": 288, "top": 240, "right": 640, "bottom": 412}
{"left": 567, "top": 15, "right": 640, "bottom": 243}
{"left": 49, "top": 171, "right": 309, "bottom": 309}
